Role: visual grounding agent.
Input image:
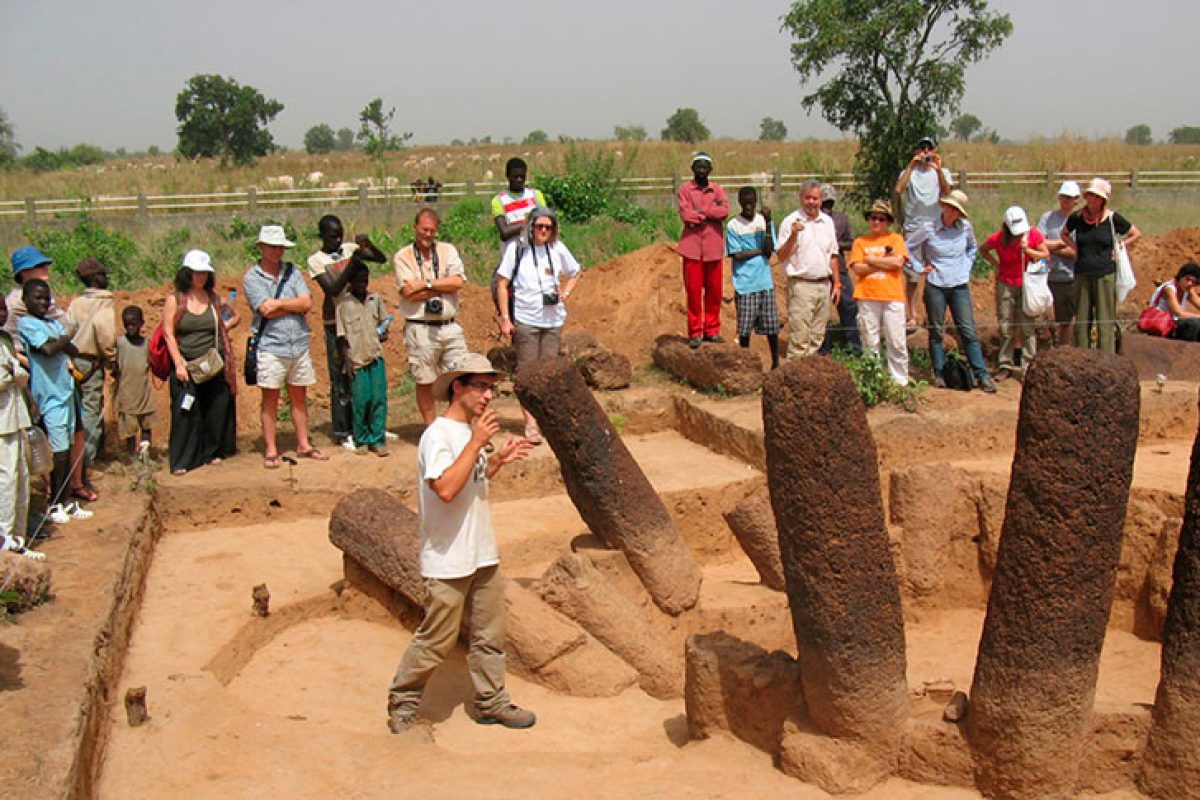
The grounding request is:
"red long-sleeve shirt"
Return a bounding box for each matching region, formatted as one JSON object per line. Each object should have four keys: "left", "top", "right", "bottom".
{"left": 677, "top": 180, "right": 729, "bottom": 261}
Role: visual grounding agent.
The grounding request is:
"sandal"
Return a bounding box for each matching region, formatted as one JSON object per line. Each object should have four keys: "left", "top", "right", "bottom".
{"left": 297, "top": 448, "right": 329, "bottom": 461}
{"left": 70, "top": 486, "right": 99, "bottom": 503}
{"left": 2, "top": 534, "right": 45, "bottom": 561}
{"left": 264, "top": 455, "right": 282, "bottom": 470}
{"left": 524, "top": 426, "right": 544, "bottom": 446}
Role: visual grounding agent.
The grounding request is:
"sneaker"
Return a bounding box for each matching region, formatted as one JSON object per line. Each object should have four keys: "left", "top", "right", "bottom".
{"left": 931, "top": 372, "right": 946, "bottom": 389}
{"left": 703, "top": 335, "right": 725, "bottom": 344}
{"left": 688, "top": 337, "right": 701, "bottom": 350}
{"left": 979, "top": 376, "right": 998, "bottom": 394}
{"left": 369, "top": 445, "right": 390, "bottom": 458}
{"left": 475, "top": 704, "right": 536, "bottom": 729}
{"left": 341, "top": 437, "right": 357, "bottom": 452}
{"left": 47, "top": 504, "right": 72, "bottom": 525}
{"left": 64, "top": 501, "right": 94, "bottom": 520}
{"left": 384, "top": 431, "right": 399, "bottom": 441}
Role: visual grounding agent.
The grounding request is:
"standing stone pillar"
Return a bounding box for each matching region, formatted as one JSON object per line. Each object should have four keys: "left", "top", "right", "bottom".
{"left": 762, "top": 358, "right": 908, "bottom": 791}
{"left": 515, "top": 357, "right": 702, "bottom": 615}
{"left": 1140, "top": 417, "right": 1200, "bottom": 799}
{"left": 969, "top": 348, "right": 1140, "bottom": 799}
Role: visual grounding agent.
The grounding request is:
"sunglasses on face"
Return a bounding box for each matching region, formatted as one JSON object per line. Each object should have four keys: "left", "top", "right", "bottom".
{"left": 868, "top": 215, "right": 889, "bottom": 222}
{"left": 532, "top": 223, "right": 554, "bottom": 231}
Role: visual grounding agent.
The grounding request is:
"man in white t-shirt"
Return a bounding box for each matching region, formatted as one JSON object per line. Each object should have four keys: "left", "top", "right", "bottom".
{"left": 386, "top": 352, "right": 535, "bottom": 734}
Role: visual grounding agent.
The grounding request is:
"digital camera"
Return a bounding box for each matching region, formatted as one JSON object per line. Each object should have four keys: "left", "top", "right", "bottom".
{"left": 424, "top": 296, "right": 444, "bottom": 315}
{"left": 541, "top": 291, "right": 559, "bottom": 306}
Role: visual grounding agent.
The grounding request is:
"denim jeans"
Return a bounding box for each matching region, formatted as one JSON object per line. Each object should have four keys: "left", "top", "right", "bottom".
{"left": 820, "top": 267, "right": 861, "bottom": 354}
{"left": 923, "top": 282, "right": 989, "bottom": 381}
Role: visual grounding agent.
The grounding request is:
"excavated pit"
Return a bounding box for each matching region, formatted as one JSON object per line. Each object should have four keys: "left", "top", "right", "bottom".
{"left": 76, "top": 381, "right": 1196, "bottom": 799}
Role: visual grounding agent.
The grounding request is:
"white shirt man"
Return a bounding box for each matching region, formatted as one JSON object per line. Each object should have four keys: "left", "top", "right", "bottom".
{"left": 776, "top": 182, "right": 840, "bottom": 359}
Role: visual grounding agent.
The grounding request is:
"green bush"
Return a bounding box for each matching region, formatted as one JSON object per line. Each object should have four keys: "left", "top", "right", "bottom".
{"left": 829, "top": 347, "right": 925, "bottom": 410}
{"left": 20, "top": 217, "right": 139, "bottom": 293}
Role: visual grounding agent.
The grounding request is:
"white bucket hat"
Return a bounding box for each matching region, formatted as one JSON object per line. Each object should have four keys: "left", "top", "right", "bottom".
{"left": 1056, "top": 181, "right": 1082, "bottom": 198}
{"left": 181, "top": 249, "right": 215, "bottom": 273}
{"left": 1003, "top": 206, "right": 1031, "bottom": 236}
{"left": 257, "top": 224, "right": 295, "bottom": 248}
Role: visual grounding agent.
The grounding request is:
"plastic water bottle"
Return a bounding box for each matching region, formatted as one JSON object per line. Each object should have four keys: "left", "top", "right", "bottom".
{"left": 376, "top": 314, "right": 394, "bottom": 337}
{"left": 221, "top": 290, "right": 238, "bottom": 323}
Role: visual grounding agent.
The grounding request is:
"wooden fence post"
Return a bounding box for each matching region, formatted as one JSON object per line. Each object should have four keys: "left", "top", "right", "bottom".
{"left": 958, "top": 170, "right": 969, "bottom": 189}
{"left": 466, "top": 180, "right": 476, "bottom": 197}
{"left": 358, "top": 182, "right": 368, "bottom": 208}
{"left": 137, "top": 193, "right": 148, "bottom": 221}
{"left": 24, "top": 198, "right": 35, "bottom": 224}
{"left": 773, "top": 171, "right": 783, "bottom": 206}
{"left": 1131, "top": 169, "right": 1140, "bottom": 189}
{"left": 247, "top": 187, "right": 257, "bottom": 214}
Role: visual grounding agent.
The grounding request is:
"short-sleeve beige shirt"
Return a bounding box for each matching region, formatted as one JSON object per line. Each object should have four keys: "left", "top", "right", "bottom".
{"left": 393, "top": 242, "right": 465, "bottom": 321}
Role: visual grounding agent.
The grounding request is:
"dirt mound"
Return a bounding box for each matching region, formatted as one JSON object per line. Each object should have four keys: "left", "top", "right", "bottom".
{"left": 1126, "top": 226, "right": 1200, "bottom": 309}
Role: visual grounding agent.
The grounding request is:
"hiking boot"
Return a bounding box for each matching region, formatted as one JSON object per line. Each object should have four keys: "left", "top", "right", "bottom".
{"left": 703, "top": 335, "right": 725, "bottom": 344}
{"left": 979, "top": 376, "right": 998, "bottom": 394}
{"left": 688, "top": 337, "right": 701, "bottom": 350}
{"left": 475, "top": 704, "right": 536, "bottom": 729}
{"left": 931, "top": 372, "right": 946, "bottom": 389}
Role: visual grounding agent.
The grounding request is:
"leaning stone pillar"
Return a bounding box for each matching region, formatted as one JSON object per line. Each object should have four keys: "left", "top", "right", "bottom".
{"left": 969, "top": 348, "right": 1140, "bottom": 799}
{"left": 515, "top": 357, "right": 702, "bottom": 615}
{"left": 1139, "top": 417, "right": 1200, "bottom": 799}
{"left": 762, "top": 358, "right": 908, "bottom": 791}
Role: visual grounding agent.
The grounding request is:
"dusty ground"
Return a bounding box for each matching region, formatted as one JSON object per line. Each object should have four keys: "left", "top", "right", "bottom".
{"left": 2, "top": 234, "right": 1198, "bottom": 799}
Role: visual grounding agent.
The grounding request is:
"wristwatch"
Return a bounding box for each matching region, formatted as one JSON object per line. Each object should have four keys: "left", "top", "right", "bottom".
{"left": 425, "top": 280, "right": 433, "bottom": 291}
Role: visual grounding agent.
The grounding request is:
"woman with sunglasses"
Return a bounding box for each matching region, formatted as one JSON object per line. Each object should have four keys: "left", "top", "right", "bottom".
{"left": 849, "top": 200, "right": 911, "bottom": 385}
{"left": 494, "top": 206, "right": 581, "bottom": 444}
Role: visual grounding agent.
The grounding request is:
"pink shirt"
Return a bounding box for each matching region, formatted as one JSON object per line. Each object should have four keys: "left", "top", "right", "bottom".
{"left": 986, "top": 227, "right": 1044, "bottom": 287}
{"left": 677, "top": 180, "right": 729, "bottom": 261}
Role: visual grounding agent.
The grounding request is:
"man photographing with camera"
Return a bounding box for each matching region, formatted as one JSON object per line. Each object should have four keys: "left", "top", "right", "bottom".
{"left": 895, "top": 136, "right": 954, "bottom": 333}
{"left": 394, "top": 208, "right": 470, "bottom": 425}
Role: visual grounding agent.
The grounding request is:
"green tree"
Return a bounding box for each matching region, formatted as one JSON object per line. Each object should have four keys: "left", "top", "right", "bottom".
{"left": 782, "top": 0, "right": 1012, "bottom": 203}
{"left": 523, "top": 129, "right": 549, "bottom": 144}
{"left": 174, "top": 74, "right": 283, "bottom": 165}
{"left": 357, "top": 98, "right": 412, "bottom": 157}
{"left": 759, "top": 117, "right": 788, "bottom": 141}
{"left": 950, "top": 113, "right": 983, "bottom": 142}
{"left": 304, "top": 123, "right": 336, "bottom": 154}
{"left": 0, "top": 107, "right": 20, "bottom": 167}
{"left": 661, "top": 108, "right": 710, "bottom": 143}
{"left": 1125, "top": 124, "right": 1152, "bottom": 146}
{"left": 614, "top": 124, "right": 648, "bottom": 142}
{"left": 1168, "top": 126, "right": 1200, "bottom": 144}
{"left": 335, "top": 127, "right": 355, "bottom": 151}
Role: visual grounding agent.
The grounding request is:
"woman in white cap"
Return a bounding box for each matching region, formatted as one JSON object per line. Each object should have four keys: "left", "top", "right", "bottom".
{"left": 980, "top": 206, "right": 1049, "bottom": 379}
{"left": 1037, "top": 181, "right": 1082, "bottom": 346}
{"left": 163, "top": 249, "right": 237, "bottom": 475}
{"left": 1061, "top": 178, "right": 1141, "bottom": 353}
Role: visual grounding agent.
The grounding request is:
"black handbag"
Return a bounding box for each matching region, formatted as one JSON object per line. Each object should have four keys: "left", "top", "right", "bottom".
{"left": 244, "top": 263, "right": 293, "bottom": 386}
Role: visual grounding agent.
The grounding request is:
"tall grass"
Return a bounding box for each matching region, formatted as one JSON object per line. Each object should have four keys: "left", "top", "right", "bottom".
{"left": 4, "top": 139, "right": 1200, "bottom": 202}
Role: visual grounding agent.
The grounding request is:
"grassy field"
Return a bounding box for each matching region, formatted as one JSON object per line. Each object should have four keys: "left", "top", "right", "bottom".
{"left": 2, "top": 137, "right": 1197, "bottom": 295}
{"left": 4, "top": 139, "right": 1200, "bottom": 201}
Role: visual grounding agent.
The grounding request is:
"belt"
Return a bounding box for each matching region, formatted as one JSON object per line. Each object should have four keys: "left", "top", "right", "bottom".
{"left": 789, "top": 275, "right": 832, "bottom": 283}
{"left": 407, "top": 318, "right": 456, "bottom": 327}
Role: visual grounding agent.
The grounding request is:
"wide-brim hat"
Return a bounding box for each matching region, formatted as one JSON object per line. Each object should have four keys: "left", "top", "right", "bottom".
{"left": 11, "top": 246, "right": 52, "bottom": 277}
{"left": 431, "top": 352, "right": 503, "bottom": 402}
{"left": 257, "top": 224, "right": 295, "bottom": 248}
{"left": 182, "top": 249, "right": 215, "bottom": 273}
{"left": 938, "top": 189, "right": 971, "bottom": 218}
{"left": 864, "top": 199, "right": 895, "bottom": 222}
{"left": 1083, "top": 177, "right": 1111, "bottom": 201}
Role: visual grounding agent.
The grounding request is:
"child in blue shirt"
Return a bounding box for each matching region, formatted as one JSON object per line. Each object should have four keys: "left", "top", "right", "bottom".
{"left": 17, "top": 278, "right": 79, "bottom": 509}
{"left": 725, "top": 187, "right": 780, "bottom": 369}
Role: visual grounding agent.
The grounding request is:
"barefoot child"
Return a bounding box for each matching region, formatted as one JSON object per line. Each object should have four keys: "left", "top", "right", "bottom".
{"left": 0, "top": 295, "right": 42, "bottom": 559}
{"left": 725, "top": 186, "right": 781, "bottom": 368}
{"left": 113, "top": 306, "right": 157, "bottom": 460}
{"left": 336, "top": 263, "right": 391, "bottom": 457}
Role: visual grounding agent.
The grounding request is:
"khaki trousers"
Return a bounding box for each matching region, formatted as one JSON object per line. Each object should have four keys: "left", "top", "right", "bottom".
{"left": 995, "top": 282, "right": 1037, "bottom": 368}
{"left": 0, "top": 431, "right": 30, "bottom": 540}
{"left": 786, "top": 278, "right": 832, "bottom": 360}
{"left": 387, "top": 565, "right": 510, "bottom": 718}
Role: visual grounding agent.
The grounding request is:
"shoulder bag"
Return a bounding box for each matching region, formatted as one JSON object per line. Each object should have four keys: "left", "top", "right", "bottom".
{"left": 184, "top": 302, "right": 225, "bottom": 384}
{"left": 244, "top": 263, "right": 293, "bottom": 386}
{"left": 1111, "top": 214, "right": 1136, "bottom": 302}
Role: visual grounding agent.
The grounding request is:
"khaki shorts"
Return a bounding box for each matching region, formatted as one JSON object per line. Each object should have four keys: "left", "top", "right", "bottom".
{"left": 118, "top": 411, "right": 157, "bottom": 439}
{"left": 404, "top": 321, "right": 469, "bottom": 385}
{"left": 256, "top": 350, "right": 317, "bottom": 390}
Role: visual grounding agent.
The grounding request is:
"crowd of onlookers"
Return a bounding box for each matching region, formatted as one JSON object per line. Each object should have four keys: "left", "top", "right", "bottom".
{"left": 0, "top": 147, "right": 1191, "bottom": 560}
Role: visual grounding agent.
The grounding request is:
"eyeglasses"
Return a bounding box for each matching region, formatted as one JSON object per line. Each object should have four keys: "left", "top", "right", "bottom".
{"left": 532, "top": 223, "right": 554, "bottom": 231}
{"left": 867, "top": 215, "right": 890, "bottom": 222}
{"left": 464, "top": 380, "right": 498, "bottom": 394}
